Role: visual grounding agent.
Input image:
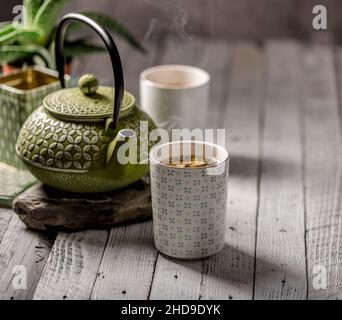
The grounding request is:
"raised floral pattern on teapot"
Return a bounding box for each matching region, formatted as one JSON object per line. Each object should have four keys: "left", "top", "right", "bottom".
{"left": 43, "top": 87, "right": 135, "bottom": 119}
{"left": 16, "top": 107, "right": 110, "bottom": 171}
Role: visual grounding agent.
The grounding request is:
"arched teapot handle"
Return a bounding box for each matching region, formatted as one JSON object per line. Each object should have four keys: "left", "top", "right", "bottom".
{"left": 55, "top": 13, "right": 124, "bottom": 130}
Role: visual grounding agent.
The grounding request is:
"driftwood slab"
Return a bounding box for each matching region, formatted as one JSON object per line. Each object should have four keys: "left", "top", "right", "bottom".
{"left": 12, "top": 178, "right": 152, "bottom": 231}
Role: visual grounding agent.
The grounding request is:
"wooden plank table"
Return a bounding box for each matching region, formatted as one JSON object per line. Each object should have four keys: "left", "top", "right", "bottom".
{"left": 1, "top": 38, "right": 342, "bottom": 300}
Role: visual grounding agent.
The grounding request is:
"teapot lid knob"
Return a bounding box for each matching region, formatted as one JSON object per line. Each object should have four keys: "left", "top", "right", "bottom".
{"left": 78, "top": 74, "right": 99, "bottom": 96}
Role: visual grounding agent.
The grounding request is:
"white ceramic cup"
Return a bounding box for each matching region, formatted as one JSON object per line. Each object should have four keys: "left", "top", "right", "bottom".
{"left": 140, "top": 65, "right": 210, "bottom": 130}
{"left": 149, "top": 141, "right": 229, "bottom": 259}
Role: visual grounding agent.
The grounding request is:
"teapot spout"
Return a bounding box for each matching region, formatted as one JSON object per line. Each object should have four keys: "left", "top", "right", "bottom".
{"left": 106, "top": 129, "right": 137, "bottom": 167}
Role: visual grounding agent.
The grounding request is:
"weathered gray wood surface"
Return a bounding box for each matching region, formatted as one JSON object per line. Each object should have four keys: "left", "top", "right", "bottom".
{"left": 88, "top": 39, "right": 161, "bottom": 301}
{"left": 1, "top": 38, "right": 342, "bottom": 300}
{"left": 200, "top": 43, "right": 262, "bottom": 300}
{"left": 91, "top": 222, "right": 157, "bottom": 300}
{"left": 0, "top": 210, "right": 53, "bottom": 300}
{"left": 254, "top": 41, "right": 307, "bottom": 299}
{"left": 303, "top": 45, "right": 342, "bottom": 300}
{"left": 33, "top": 230, "right": 108, "bottom": 300}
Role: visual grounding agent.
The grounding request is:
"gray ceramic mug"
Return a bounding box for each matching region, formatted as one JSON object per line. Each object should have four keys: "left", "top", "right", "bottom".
{"left": 149, "top": 141, "right": 229, "bottom": 259}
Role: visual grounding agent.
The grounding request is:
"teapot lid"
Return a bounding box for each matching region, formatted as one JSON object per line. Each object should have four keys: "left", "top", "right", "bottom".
{"left": 43, "top": 74, "right": 135, "bottom": 121}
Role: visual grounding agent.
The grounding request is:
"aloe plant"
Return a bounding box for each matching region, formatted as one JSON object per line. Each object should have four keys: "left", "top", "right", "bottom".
{"left": 0, "top": 0, "right": 144, "bottom": 69}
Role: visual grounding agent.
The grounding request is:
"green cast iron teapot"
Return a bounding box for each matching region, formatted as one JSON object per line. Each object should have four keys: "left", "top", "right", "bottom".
{"left": 16, "top": 13, "right": 156, "bottom": 193}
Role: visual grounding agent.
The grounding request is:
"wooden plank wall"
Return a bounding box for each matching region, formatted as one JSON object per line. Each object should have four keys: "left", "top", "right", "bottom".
{"left": 67, "top": 0, "right": 342, "bottom": 43}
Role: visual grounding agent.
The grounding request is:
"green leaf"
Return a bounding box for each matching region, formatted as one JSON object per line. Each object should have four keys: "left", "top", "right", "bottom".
{"left": 24, "top": 0, "right": 45, "bottom": 25}
{"left": 70, "top": 11, "right": 145, "bottom": 52}
{"left": 33, "top": 0, "right": 72, "bottom": 43}
{"left": 0, "top": 23, "right": 16, "bottom": 39}
{"left": 64, "top": 40, "right": 106, "bottom": 59}
{"left": 0, "top": 45, "right": 53, "bottom": 67}
{"left": 0, "top": 26, "right": 43, "bottom": 45}
{"left": 15, "top": 27, "right": 45, "bottom": 44}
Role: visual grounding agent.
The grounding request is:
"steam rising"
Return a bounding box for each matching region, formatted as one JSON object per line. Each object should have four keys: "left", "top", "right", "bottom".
{"left": 143, "top": 0, "right": 192, "bottom": 42}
